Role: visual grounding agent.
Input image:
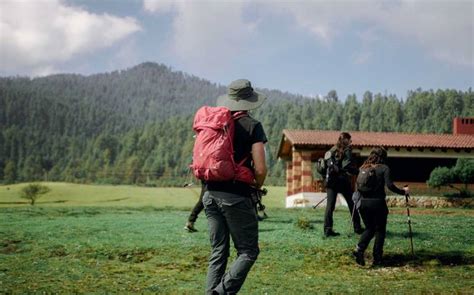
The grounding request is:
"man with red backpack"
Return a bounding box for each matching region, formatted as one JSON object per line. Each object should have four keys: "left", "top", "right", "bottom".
{"left": 193, "top": 79, "right": 267, "bottom": 295}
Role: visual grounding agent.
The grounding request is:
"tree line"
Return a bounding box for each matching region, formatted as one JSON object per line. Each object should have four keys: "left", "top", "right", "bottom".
{"left": 0, "top": 62, "right": 472, "bottom": 186}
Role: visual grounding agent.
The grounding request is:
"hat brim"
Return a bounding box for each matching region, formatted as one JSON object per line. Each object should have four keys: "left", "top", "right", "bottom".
{"left": 216, "top": 91, "right": 267, "bottom": 111}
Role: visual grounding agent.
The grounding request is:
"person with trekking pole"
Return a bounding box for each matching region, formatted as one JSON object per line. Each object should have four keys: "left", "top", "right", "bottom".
{"left": 352, "top": 147, "right": 409, "bottom": 267}
{"left": 184, "top": 182, "right": 205, "bottom": 232}
{"left": 323, "top": 132, "right": 363, "bottom": 237}
{"left": 195, "top": 79, "right": 268, "bottom": 294}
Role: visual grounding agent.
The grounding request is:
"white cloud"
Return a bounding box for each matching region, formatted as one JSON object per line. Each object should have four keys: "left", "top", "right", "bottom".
{"left": 108, "top": 39, "right": 141, "bottom": 71}
{"left": 31, "top": 65, "right": 59, "bottom": 77}
{"left": 267, "top": 1, "right": 376, "bottom": 47}
{"left": 353, "top": 51, "right": 372, "bottom": 65}
{"left": 273, "top": 0, "right": 473, "bottom": 67}
{"left": 142, "top": 0, "right": 258, "bottom": 74}
{"left": 376, "top": 0, "right": 473, "bottom": 67}
{"left": 143, "top": 0, "right": 175, "bottom": 14}
{"left": 0, "top": 0, "right": 141, "bottom": 75}
{"left": 144, "top": 0, "right": 473, "bottom": 69}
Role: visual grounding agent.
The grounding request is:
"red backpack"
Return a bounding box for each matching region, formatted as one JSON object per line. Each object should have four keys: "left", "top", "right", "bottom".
{"left": 190, "top": 106, "right": 255, "bottom": 184}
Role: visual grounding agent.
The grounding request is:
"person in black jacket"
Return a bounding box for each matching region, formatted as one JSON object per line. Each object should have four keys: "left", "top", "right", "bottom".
{"left": 352, "top": 147, "right": 409, "bottom": 267}
{"left": 323, "top": 132, "right": 363, "bottom": 237}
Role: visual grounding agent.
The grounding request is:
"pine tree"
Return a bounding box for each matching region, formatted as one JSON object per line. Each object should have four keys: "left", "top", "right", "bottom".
{"left": 370, "top": 94, "right": 385, "bottom": 132}
{"left": 3, "top": 160, "right": 16, "bottom": 184}
{"left": 359, "top": 91, "right": 373, "bottom": 131}
{"left": 342, "top": 94, "right": 360, "bottom": 131}
{"left": 383, "top": 95, "right": 402, "bottom": 132}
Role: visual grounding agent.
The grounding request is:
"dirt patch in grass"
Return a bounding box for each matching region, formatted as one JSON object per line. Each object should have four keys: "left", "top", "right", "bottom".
{"left": 155, "top": 254, "right": 208, "bottom": 271}
{"left": 0, "top": 239, "right": 24, "bottom": 254}
{"left": 117, "top": 248, "right": 157, "bottom": 263}
{"left": 65, "top": 209, "right": 103, "bottom": 217}
{"left": 82, "top": 247, "right": 161, "bottom": 263}
{"left": 0, "top": 201, "right": 29, "bottom": 204}
{"left": 383, "top": 251, "right": 474, "bottom": 267}
{"left": 49, "top": 245, "right": 68, "bottom": 257}
{"left": 96, "top": 197, "right": 130, "bottom": 203}
{"left": 389, "top": 208, "right": 474, "bottom": 216}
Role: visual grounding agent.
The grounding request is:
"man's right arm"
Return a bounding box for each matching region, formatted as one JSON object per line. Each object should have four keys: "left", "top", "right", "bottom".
{"left": 251, "top": 142, "right": 267, "bottom": 189}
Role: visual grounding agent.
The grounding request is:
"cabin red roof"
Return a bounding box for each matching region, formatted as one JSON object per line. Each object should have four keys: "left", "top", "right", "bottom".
{"left": 282, "top": 130, "right": 474, "bottom": 149}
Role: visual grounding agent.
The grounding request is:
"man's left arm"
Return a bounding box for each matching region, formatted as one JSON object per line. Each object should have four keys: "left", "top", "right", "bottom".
{"left": 252, "top": 142, "right": 267, "bottom": 189}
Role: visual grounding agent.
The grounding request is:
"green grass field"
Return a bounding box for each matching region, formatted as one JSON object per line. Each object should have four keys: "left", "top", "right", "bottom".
{"left": 1, "top": 183, "right": 473, "bottom": 293}
{"left": 0, "top": 182, "right": 287, "bottom": 208}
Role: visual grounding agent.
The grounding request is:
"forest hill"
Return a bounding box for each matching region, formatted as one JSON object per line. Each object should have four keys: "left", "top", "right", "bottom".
{"left": 0, "top": 63, "right": 472, "bottom": 186}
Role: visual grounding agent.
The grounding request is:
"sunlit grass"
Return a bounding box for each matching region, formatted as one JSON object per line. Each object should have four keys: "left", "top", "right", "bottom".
{"left": 1, "top": 205, "right": 473, "bottom": 293}
{"left": 1, "top": 183, "right": 472, "bottom": 293}
{"left": 0, "top": 182, "right": 287, "bottom": 209}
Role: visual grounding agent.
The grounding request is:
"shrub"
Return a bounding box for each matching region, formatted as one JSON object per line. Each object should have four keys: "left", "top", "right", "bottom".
{"left": 427, "top": 158, "right": 474, "bottom": 198}
{"left": 20, "top": 183, "right": 51, "bottom": 205}
{"left": 295, "top": 216, "right": 313, "bottom": 230}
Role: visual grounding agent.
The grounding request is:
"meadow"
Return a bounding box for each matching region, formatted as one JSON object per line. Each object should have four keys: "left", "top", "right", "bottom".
{"left": 1, "top": 183, "right": 473, "bottom": 293}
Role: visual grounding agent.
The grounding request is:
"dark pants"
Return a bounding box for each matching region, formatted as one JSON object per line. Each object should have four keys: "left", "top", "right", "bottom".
{"left": 357, "top": 204, "right": 388, "bottom": 262}
{"left": 324, "top": 178, "right": 362, "bottom": 233}
{"left": 188, "top": 186, "right": 205, "bottom": 223}
{"left": 203, "top": 191, "right": 259, "bottom": 295}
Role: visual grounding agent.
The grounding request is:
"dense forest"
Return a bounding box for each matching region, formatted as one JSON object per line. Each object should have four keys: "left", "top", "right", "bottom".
{"left": 0, "top": 62, "right": 472, "bottom": 186}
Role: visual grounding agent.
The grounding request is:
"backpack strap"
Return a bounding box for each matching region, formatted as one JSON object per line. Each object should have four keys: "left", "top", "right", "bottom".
{"left": 231, "top": 110, "right": 250, "bottom": 163}
{"left": 231, "top": 111, "right": 253, "bottom": 181}
{"left": 232, "top": 111, "right": 249, "bottom": 120}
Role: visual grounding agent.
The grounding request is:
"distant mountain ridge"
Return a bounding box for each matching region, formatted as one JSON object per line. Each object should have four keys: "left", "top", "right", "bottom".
{"left": 0, "top": 62, "right": 472, "bottom": 185}
{"left": 0, "top": 62, "right": 307, "bottom": 135}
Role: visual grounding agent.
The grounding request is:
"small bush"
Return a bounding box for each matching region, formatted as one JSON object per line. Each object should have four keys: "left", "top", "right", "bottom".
{"left": 295, "top": 216, "right": 313, "bottom": 230}
{"left": 427, "top": 158, "right": 474, "bottom": 198}
{"left": 20, "top": 183, "right": 51, "bottom": 205}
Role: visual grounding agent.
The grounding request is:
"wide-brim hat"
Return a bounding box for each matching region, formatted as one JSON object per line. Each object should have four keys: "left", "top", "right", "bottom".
{"left": 216, "top": 79, "right": 267, "bottom": 111}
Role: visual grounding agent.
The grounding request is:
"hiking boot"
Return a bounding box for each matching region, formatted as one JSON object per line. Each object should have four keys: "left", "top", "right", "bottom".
{"left": 352, "top": 249, "right": 365, "bottom": 266}
{"left": 354, "top": 227, "right": 365, "bottom": 235}
{"left": 372, "top": 255, "right": 383, "bottom": 267}
{"left": 324, "top": 230, "right": 340, "bottom": 237}
{"left": 184, "top": 222, "right": 198, "bottom": 232}
{"left": 372, "top": 260, "right": 383, "bottom": 268}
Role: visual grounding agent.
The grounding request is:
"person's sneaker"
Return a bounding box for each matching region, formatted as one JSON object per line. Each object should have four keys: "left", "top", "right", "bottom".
{"left": 184, "top": 222, "right": 198, "bottom": 232}
{"left": 372, "top": 260, "right": 383, "bottom": 268}
{"left": 354, "top": 227, "right": 365, "bottom": 235}
{"left": 352, "top": 249, "right": 365, "bottom": 266}
{"left": 324, "top": 230, "right": 340, "bottom": 237}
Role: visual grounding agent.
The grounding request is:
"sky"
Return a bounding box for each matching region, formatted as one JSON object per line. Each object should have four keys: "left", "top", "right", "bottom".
{"left": 0, "top": 0, "right": 473, "bottom": 100}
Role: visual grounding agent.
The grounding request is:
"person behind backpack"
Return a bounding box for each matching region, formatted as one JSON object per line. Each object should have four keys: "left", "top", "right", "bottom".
{"left": 323, "top": 132, "right": 363, "bottom": 237}
{"left": 352, "top": 147, "right": 409, "bottom": 267}
{"left": 184, "top": 182, "right": 205, "bottom": 232}
{"left": 202, "top": 79, "right": 267, "bottom": 294}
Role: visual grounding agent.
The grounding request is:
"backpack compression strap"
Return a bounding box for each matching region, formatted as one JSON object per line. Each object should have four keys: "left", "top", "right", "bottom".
{"left": 231, "top": 111, "right": 253, "bottom": 182}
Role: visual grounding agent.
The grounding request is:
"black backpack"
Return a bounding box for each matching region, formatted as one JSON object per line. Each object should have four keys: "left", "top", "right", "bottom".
{"left": 319, "top": 150, "right": 340, "bottom": 188}
{"left": 315, "top": 157, "right": 327, "bottom": 175}
{"left": 356, "top": 166, "right": 378, "bottom": 195}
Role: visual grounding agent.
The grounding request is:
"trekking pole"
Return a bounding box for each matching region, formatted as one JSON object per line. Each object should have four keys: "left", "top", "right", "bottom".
{"left": 260, "top": 188, "right": 268, "bottom": 219}
{"left": 348, "top": 199, "right": 357, "bottom": 236}
{"left": 252, "top": 188, "right": 268, "bottom": 220}
{"left": 256, "top": 200, "right": 268, "bottom": 220}
{"left": 183, "top": 166, "right": 195, "bottom": 187}
{"left": 404, "top": 192, "right": 415, "bottom": 257}
{"left": 312, "top": 196, "right": 327, "bottom": 209}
